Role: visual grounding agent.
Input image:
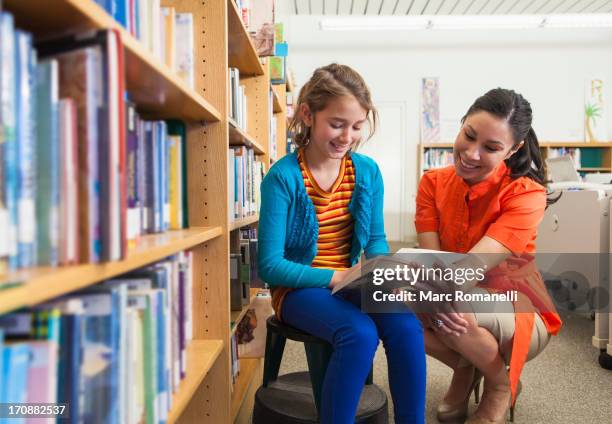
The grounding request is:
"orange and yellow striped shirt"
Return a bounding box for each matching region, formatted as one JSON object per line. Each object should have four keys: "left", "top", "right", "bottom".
{"left": 298, "top": 149, "right": 355, "bottom": 270}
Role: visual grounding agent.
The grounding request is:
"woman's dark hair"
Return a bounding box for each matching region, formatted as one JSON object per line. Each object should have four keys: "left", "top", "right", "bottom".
{"left": 462, "top": 88, "right": 558, "bottom": 205}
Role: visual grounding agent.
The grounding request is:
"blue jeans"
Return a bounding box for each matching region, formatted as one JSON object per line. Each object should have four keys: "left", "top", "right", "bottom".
{"left": 282, "top": 288, "right": 426, "bottom": 424}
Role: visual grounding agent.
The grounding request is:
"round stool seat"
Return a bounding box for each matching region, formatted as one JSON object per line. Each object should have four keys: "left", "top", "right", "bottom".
{"left": 267, "top": 316, "right": 328, "bottom": 344}
{"left": 253, "top": 371, "right": 388, "bottom": 424}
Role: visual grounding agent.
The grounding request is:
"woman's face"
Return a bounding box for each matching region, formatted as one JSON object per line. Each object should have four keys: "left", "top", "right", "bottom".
{"left": 453, "top": 111, "right": 522, "bottom": 185}
{"left": 301, "top": 95, "right": 367, "bottom": 160}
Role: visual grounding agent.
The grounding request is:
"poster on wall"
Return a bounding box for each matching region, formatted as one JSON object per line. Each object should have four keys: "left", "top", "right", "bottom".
{"left": 420, "top": 77, "right": 440, "bottom": 143}
{"left": 584, "top": 78, "right": 607, "bottom": 142}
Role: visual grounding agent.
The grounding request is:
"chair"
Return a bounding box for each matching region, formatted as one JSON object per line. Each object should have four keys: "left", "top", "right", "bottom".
{"left": 252, "top": 316, "right": 388, "bottom": 423}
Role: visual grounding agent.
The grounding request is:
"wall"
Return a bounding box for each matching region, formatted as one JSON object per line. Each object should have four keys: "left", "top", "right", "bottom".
{"left": 281, "top": 15, "right": 612, "bottom": 241}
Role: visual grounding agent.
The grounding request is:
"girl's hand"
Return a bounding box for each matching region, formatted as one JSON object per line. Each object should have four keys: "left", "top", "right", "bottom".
{"left": 329, "top": 263, "right": 362, "bottom": 289}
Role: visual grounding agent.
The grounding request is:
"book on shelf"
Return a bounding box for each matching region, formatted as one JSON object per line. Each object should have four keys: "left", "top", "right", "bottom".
{"left": 269, "top": 90, "right": 277, "bottom": 160}
{"left": 548, "top": 147, "right": 581, "bottom": 169}
{"left": 0, "top": 252, "right": 194, "bottom": 424}
{"left": 229, "top": 67, "right": 248, "bottom": 131}
{"left": 269, "top": 56, "right": 286, "bottom": 84}
{"left": 92, "top": 1, "right": 194, "bottom": 86}
{"left": 422, "top": 148, "right": 454, "bottom": 171}
{"left": 228, "top": 147, "right": 265, "bottom": 221}
{"left": 0, "top": 13, "right": 190, "bottom": 276}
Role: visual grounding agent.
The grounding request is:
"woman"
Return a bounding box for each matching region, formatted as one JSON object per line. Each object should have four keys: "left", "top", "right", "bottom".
{"left": 415, "top": 88, "right": 562, "bottom": 424}
{"left": 259, "top": 63, "right": 426, "bottom": 424}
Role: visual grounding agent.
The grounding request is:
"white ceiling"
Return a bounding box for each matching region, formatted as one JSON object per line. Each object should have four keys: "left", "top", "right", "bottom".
{"left": 277, "top": 0, "right": 612, "bottom": 16}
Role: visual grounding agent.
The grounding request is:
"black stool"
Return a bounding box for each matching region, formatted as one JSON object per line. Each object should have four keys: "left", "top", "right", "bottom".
{"left": 252, "top": 316, "right": 388, "bottom": 423}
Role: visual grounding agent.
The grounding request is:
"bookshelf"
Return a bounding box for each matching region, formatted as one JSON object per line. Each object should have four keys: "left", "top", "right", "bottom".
{"left": 0, "top": 0, "right": 289, "bottom": 423}
{"left": 418, "top": 142, "right": 612, "bottom": 184}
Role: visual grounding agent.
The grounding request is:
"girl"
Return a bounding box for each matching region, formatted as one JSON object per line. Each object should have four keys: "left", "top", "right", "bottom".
{"left": 258, "top": 63, "right": 426, "bottom": 424}
{"left": 415, "top": 88, "right": 562, "bottom": 424}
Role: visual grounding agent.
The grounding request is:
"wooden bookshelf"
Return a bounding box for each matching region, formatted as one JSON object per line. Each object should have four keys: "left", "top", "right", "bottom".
{"left": 272, "top": 87, "right": 283, "bottom": 113}
{"left": 4, "top": 0, "right": 222, "bottom": 122}
{"left": 1, "top": 1, "right": 292, "bottom": 422}
{"left": 230, "top": 288, "right": 262, "bottom": 334}
{"left": 167, "top": 340, "right": 225, "bottom": 424}
{"left": 230, "top": 215, "right": 260, "bottom": 231}
{"left": 229, "top": 119, "right": 266, "bottom": 154}
{"left": 227, "top": 0, "right": 265, "bottom": 77}
{"left": 0, "top": 227, "right": 222, "bottom": 315}
{"left": 230, "top": 358, "right": 263, "bottom": 422}
{"left": 418, "top": 141, "right": 612, "bottom": 182}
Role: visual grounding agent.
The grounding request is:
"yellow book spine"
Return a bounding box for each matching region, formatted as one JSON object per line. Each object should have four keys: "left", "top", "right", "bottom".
{"left": 169, "top": 135, "right": 181, "bottom": 230}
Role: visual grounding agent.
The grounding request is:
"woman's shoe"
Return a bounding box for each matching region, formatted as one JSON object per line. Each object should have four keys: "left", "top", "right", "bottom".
{"left": 464, "top": 380, "right": 522, "bottom": 424}
{"left": 436, "top": 368, "right": 483, "bottom": 422}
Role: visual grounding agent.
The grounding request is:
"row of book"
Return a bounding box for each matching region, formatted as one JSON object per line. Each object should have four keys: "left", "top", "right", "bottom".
{"left": 423, "top": 148, "right": 454, "bottom": 171}
{"left": 229, "top": 147, "right": 265, "bottom": 221}
{"left": 93, "top": 1, "right": 195, "bottom": 88}
{"left": 229, "top": 68, "right": 248, "bottom": 132}
{"left": 230, "top": 227, "right": 259, "bottom": 312}
{"left": 0, "top": 15, "right": 188, "bottom": 273}
{"left": 548, "top": 147, "right": 581, "bottom": 169}
{"left": 0, "top": 17, "right": 127, "bottom": 270}
{"left": 0, "top": 252, "right": 194, "bottom": 424}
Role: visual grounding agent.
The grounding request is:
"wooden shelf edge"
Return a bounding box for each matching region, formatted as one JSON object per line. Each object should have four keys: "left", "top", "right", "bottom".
{"left": 272, "top": 89, "right": 283, "bottom": 113}
{"left": 230, "top": 215, "right": 259, "bottom": 231}
{"left": 0, "top": 227, "right": 223, "bottom": 314}
{"left": 230, "top": 357, "right": 262, "bottom": 422}
{"left": 228, "top": 120, "right": 266, "bottom": 154}
{"left": 227, "top": 0, "right": 265, "bottom": 77}
{"left": 230, "top": 288, "right": 262, "bottom": 334}
{"left": 167, "top": 339, "right": 224, "bottom": 424}
{"left": 3, "top": 0, "right": 222, "bottom": 123}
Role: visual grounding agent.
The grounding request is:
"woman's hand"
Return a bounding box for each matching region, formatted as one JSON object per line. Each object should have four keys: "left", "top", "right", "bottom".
{"left": 424, "top": 303, "right": 469, "bottom": 336}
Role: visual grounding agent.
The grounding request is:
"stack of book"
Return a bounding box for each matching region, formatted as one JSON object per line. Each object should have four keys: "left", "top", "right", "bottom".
{"left": 228, "top": 147, "right": 265, "bottom": 221}
{"left": 93, "top": 1, "right": 195, "bottom": 88}
{"left": 229, "top": 68, "right": 248, "bottom": 131}
{"left": 0, "top": 251, "right": 194, "bottom": 424}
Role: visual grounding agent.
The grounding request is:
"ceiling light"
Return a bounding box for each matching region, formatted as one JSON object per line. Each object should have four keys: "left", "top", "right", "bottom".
{"left": 319, "top": 14, "right": 612, "bottom": 31}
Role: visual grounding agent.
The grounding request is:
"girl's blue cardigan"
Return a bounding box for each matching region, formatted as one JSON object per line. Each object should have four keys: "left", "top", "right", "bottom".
{"left": 258, "top": 150, "right": 389, "bottom": 289}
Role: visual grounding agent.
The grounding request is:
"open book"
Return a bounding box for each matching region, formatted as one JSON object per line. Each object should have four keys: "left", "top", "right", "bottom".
{"left": 331, "top": 248, "right": 466, "bottom": 294}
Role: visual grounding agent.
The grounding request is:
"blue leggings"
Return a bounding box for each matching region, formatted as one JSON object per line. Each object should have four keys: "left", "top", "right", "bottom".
{"left": 282, "top": 288, "right": 426, "bottom": 424}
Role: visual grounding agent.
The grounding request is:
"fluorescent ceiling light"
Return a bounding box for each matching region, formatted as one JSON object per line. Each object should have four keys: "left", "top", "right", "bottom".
{"left": 319, "top": 14, "right": 612, "bottom": 31}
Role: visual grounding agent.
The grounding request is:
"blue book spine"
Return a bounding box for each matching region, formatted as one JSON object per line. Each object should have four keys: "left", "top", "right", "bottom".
{"left": 0, "top": 14, "right": 18, "bottom": 269}
{"left": 89, "top": 49, "right": 102, "bottom": 262}
{"left": 154, "top": 123, "right": 162, "bottom": 232}
{"left": 35, "top": 60, "right": 60, "bottom": 266}
{"left": 15, "top": 31, "right": 37, "bottom": 268}
{"left": 114, "top": 0, "right": 128, "bottom": 29}
{"left": 57, "top": 313, "right": 83, "bottom": 424}
{"left": 144, "top": 122, "right": 155, "bottom": 233}
{"left": 2, "top": 343, "right": 30, "bottom": 424}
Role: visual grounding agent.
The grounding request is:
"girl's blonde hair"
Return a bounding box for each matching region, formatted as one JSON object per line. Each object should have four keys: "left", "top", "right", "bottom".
{"left": 288, "top": 63, "right": 377, "bottom": 149}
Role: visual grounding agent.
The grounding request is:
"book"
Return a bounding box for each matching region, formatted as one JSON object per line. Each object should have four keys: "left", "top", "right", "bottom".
{"left": 16, "top": 30, "right": 37, "bottom": 268}
{"left": 58, "top": 99, "right": 79, "bottom": 265}
{"left": 331, "top": 248, "right": 467, "bottom": 295}
{"left": 35, "top": 60, "right": 60, "bottom": 267}
{"left": 0, "top": 13, "right": 17, "bottom": 272}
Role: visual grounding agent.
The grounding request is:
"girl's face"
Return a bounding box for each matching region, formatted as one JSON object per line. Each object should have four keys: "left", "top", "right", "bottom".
{"left": 453, "top": 111, "right": 523, "bottom": 185}
{"left": 301, "top": 95, "right": 368, "bottom": 160}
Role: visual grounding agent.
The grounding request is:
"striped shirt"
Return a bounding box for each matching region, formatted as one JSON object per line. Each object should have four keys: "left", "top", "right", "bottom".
{"left": 298, "top": 149, "right": 355, "bottom": 270}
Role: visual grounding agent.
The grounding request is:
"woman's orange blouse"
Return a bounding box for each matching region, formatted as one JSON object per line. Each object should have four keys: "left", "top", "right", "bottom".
{"left": 415, "top": 162, "right": 562, "bottom": 402}
{"left": 415, "top": 162, "right": 545, "bottom": 255}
